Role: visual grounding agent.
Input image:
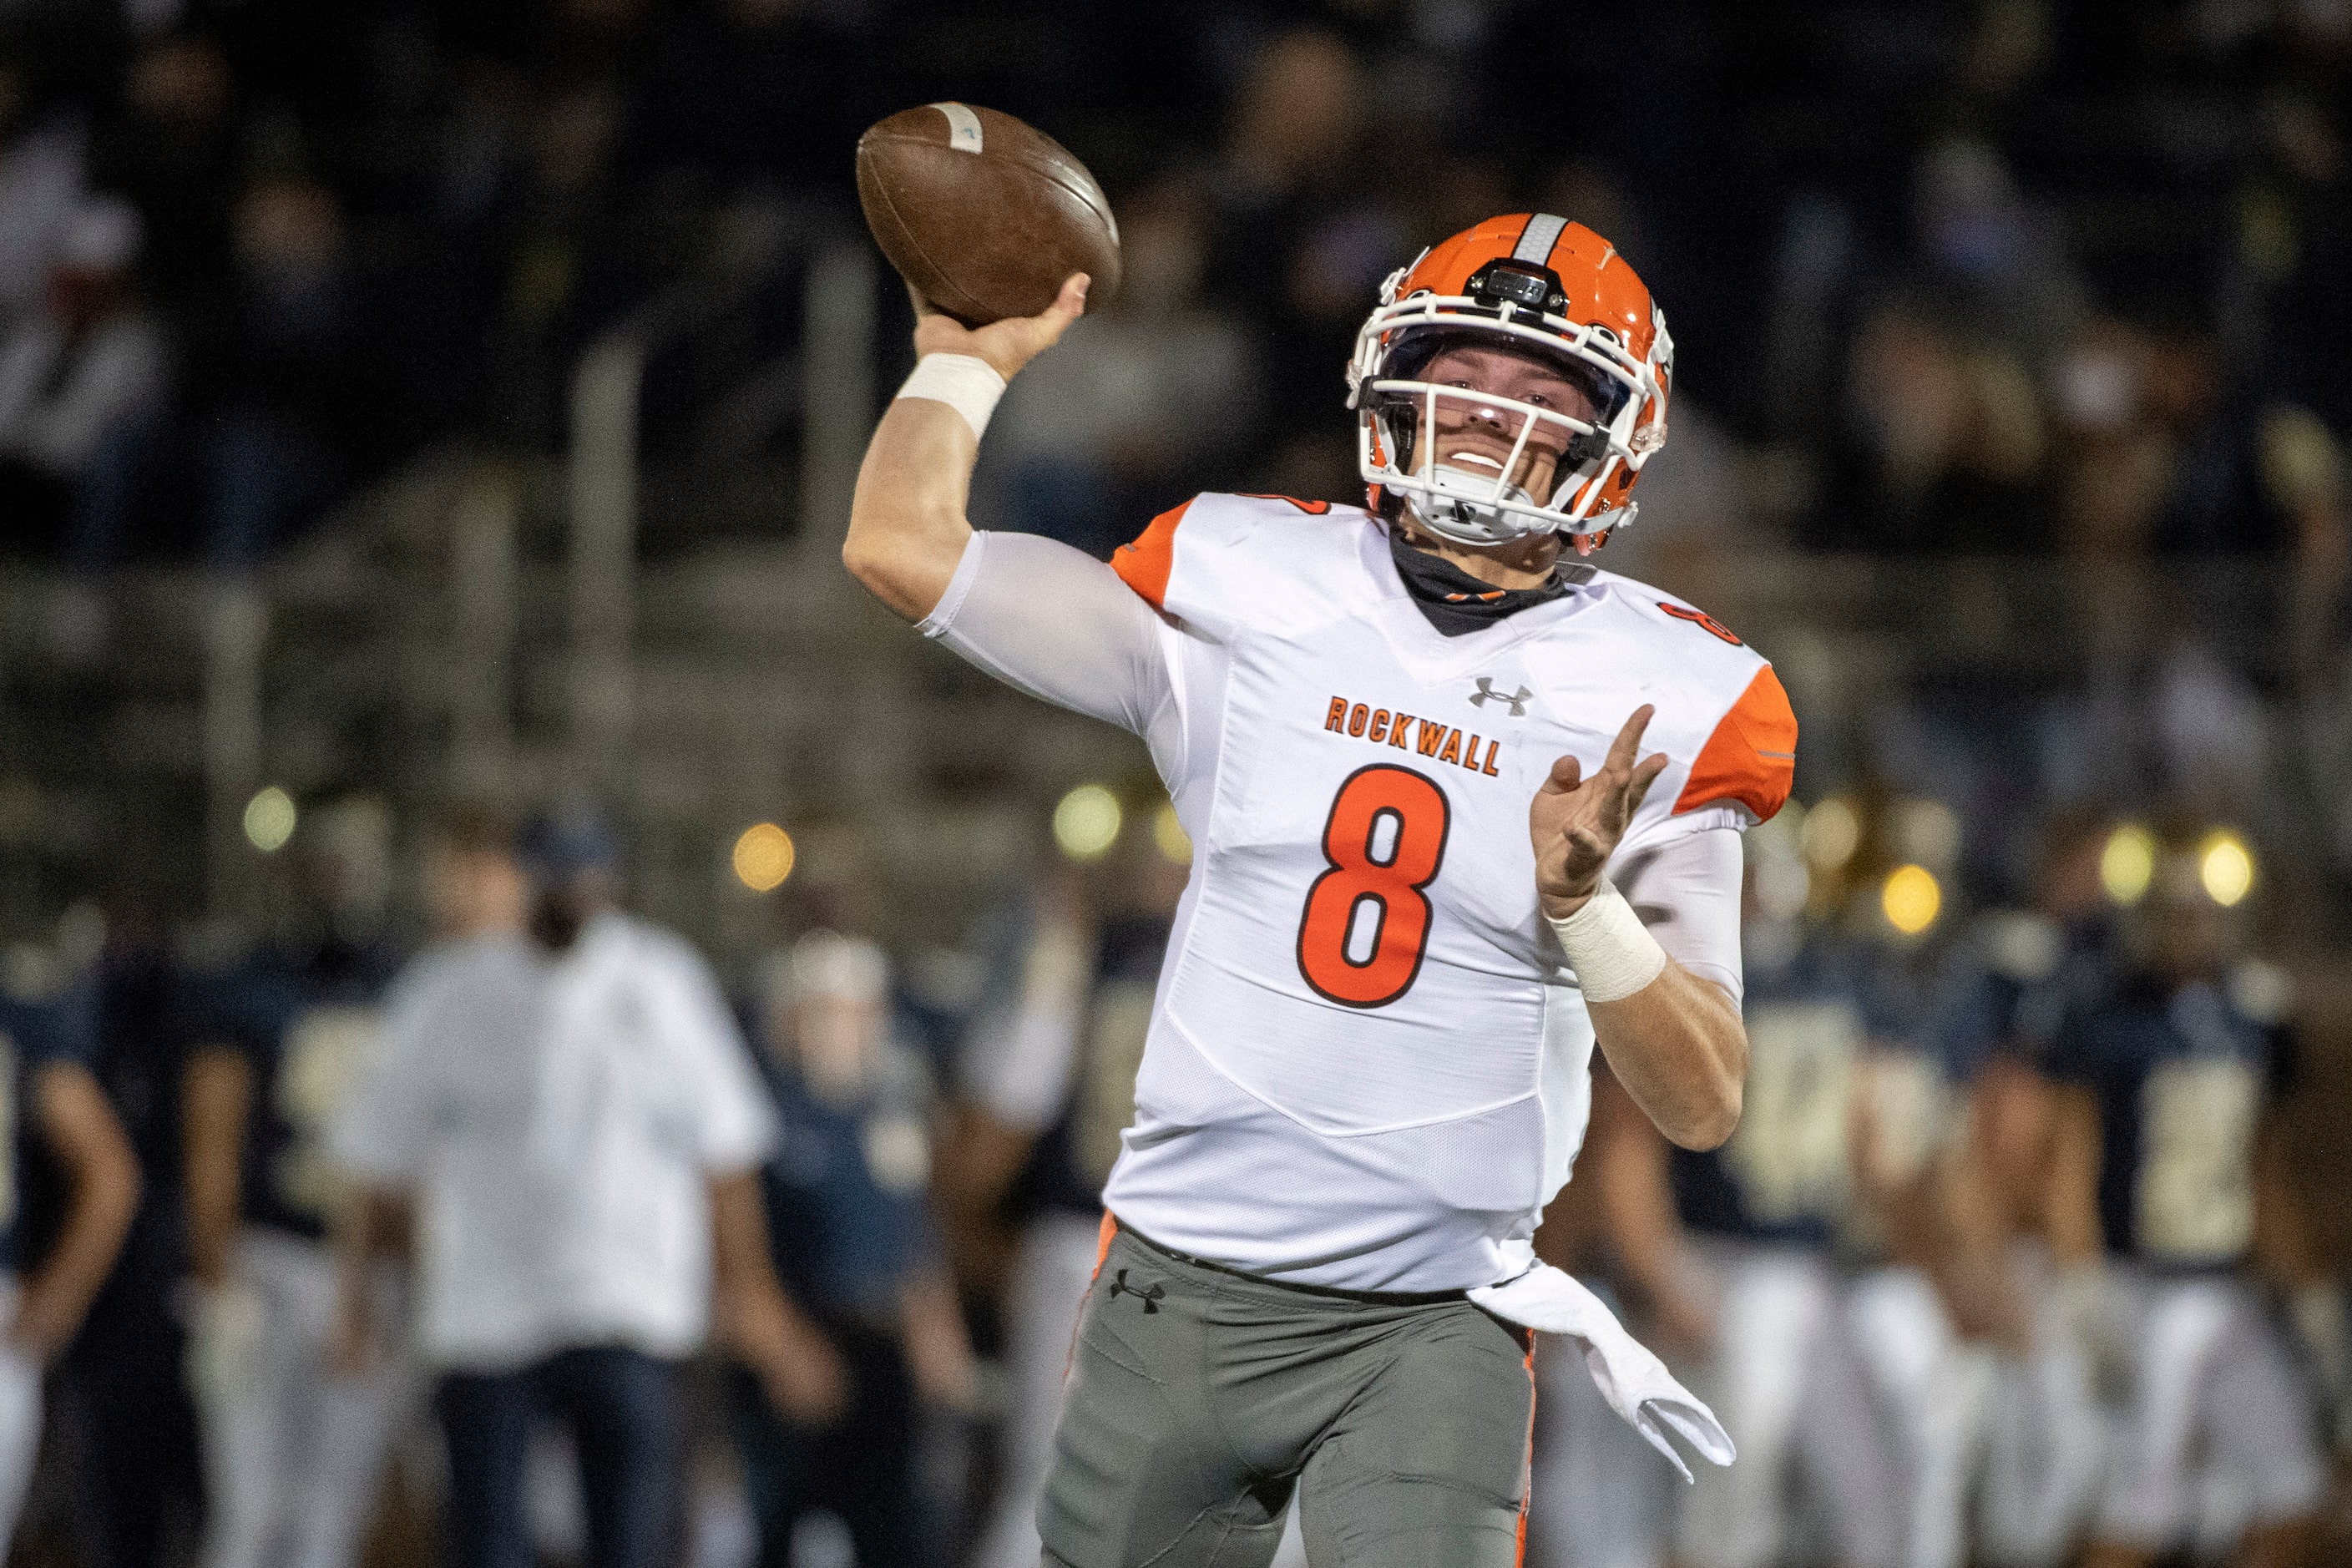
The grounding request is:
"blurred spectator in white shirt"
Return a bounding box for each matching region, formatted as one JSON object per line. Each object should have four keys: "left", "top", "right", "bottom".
{"left": 0, "top": 195, "right": 167, "bottom": 551}
{"left": 329, "top": 805, "right": 838, "bottom": 1568}
{"left": 0, "top": 54, "right": 85, "bottom": 325}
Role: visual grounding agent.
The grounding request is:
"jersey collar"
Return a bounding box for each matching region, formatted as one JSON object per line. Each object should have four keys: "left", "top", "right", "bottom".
{"left": 1357, "top": 519, "right": 1607, "bottom": 687}
{"left": 1387, "top": 529, "right": 1586, "bottom": 637}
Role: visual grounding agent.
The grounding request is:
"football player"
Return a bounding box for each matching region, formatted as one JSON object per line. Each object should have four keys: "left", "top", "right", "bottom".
{"left": 0, "top": 964, "right": 140, "bottom": 1550}
{"left": 733, "top": 929, "right": 974, "bottom": 1568}
{"left": 1523, "top": 1060, "right": 1687, "bottom": 1568}
{"left": 1920, "top": 811, "right": 2114, "bottom": 1568}
{"left": 182, "top": 798, "right": 412, "bottom": 1568}
{"left": 2041, "top": 834, "right": 2328, "bottom": 1568}
{"left": 847, "top": 215, "right": 1793, "bottom": 1567}
{"left": 1582, "top": 817, "right": 1919, "bottom": 1568}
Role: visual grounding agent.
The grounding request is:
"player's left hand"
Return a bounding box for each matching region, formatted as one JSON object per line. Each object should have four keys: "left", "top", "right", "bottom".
{"left": 1531, "top": 706, "right": 1669, "bottom": 921}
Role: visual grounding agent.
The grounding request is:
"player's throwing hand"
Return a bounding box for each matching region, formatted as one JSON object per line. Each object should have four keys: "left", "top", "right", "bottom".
{"left": 1531, "top": 705, "right": 1671, "bottom": 921}
{"left": 909, "top": 271, "right": 1089, "bottom": 382}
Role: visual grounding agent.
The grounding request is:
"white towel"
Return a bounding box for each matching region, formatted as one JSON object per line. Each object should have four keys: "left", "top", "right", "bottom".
{"left": 1469, "top": 1262, "right": 1735, "bottom": 1483}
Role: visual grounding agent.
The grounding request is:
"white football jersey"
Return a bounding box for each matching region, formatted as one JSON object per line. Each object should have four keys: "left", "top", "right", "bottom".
{"left": 924, "top": 493, "right": 1793, "bottom": 1290}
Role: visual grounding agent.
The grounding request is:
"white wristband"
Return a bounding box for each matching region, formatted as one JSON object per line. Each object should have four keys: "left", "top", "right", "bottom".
{"left": 896, "top": 353, "right": 1006, "bottom": 441}
{"left": 1546, "top": 880, "right": 1667, "bottom": 1003}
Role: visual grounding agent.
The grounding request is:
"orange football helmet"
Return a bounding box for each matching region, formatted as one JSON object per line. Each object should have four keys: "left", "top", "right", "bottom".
{"left": 1348, "top": 213, "right": 1672, "bottom": 552}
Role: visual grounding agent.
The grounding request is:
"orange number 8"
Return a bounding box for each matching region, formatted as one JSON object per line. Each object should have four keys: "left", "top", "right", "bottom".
{"left": 1296, "top": 766, "right": 1452, "bottom": 1008}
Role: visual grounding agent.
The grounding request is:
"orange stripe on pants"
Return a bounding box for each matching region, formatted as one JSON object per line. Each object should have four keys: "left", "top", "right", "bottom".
{"left": 1063, "top": 1210, "right": 1121, "bottom": 1386}
{"left": 1515, "top": 1335, "right": 1537, "bottom": 1567}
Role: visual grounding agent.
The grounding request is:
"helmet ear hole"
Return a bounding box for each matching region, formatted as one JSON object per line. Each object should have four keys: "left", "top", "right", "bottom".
{"left": 1562, "top": 427, "right": 1611, "bottom": 468}
{"left": 1375, "top": 402, "right": 1419, "bottom": 468}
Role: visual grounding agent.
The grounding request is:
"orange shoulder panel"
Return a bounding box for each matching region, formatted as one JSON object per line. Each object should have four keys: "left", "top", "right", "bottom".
{"left": 1673, "top": 664, "right": 1797, "bottom": 822}
{"left": 1110, "top": 497, "right": 1193, "bottom": 610}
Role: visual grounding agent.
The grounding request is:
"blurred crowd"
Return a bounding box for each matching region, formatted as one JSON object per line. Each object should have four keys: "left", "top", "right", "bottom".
{"left": 0, "top": 0, "right": 2342, "bottom": 571}
{"left": 6, "top": 0, "right": 2350, "bottom": 889}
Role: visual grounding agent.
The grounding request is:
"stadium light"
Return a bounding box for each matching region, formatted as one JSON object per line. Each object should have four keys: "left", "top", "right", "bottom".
{"left": 2198, "top": 831, "right": 2254, "bottom": 908}
{"left": 732, "top": 823, "right": 795, "bottom": 892}
{"left": 1055, "top": 785, "right": 1121, "bottom": 861}
{"left": 2100, "top": 823, "right": 2155, "bottom": 905}
{"left": 1153, "top": 802, "right": 1191, "bottom": 864}
{"left": 244, "top": 787, "right": 297, "bottom": 853}
{"left": 1882, "top": 863, "right": 1941, "bottom": 935}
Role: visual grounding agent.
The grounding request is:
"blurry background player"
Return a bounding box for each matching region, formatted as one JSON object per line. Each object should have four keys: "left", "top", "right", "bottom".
{"left": 731, "top": 928, "right": 974, "bottom": 1568}
{"left": 330, "top": 801, "right": 531, "bottom": 1390}
{"left": 1829, "top": 794, "right": 2059, "bottom": 1568}
{"left": 946, "top": 786, "right": 1187, "bottom": 1568}
{"left": 180, "top": 794, "right": 411, "bottom": 1568}
{"left": 0, "top": 934, "right": 139, "bottom": 1550}
{"left": 326, "top": 802, "right": 535, "bottom": 1564}
{"left": 1521, "top": 1060, "right": 1682, "bottom": 1568}
{"left": 327, "top": 804, "right": 818, "bottom": 1568}
{"left": 1837, "top": 969, "right": 2029, "bottom": 1568}
{"left": 56, "top": 886, "right": 206, "bottom": 1568}
{"left": 1920, "top": 809, "right": 2120, "bottom": 1568}
{"left": 2041, "top": 827, "right": 2330, "bottom": 1568}
{"left": 1583, "top": 808, "right": 1914, "bottom": 1568}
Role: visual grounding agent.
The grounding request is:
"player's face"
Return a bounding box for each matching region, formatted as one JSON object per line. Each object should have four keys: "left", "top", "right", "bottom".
{"left": 786, "top": 990, "right": 888, "bottom": 1093}
{"left": 1409, "top": 341, "right": 1601, "bottom": 505}
{"left": 422, "top": 843, "right": 529, "bottom": 940}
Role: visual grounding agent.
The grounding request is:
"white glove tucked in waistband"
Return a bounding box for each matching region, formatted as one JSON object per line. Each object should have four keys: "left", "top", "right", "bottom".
{"left": 1469, "top": 1262, "right": 1734, "bottom": 1483}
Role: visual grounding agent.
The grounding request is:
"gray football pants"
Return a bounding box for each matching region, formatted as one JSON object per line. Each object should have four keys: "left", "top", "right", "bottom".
{"left": 1039, "top": 1223, "right": 1535, "bottom": 1568}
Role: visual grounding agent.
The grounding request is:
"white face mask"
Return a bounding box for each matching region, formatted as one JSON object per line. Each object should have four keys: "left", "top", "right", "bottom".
{"left": 1404, "top": 462, "right": 1544, "bottom": 545}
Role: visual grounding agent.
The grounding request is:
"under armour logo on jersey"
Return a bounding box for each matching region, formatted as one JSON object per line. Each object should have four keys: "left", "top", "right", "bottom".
{"left": 1106, "top": 1270, "right": 1166, "bottom": 1313}
{"left": 1470, "top": 678, "right": 1532, "bottom": 717}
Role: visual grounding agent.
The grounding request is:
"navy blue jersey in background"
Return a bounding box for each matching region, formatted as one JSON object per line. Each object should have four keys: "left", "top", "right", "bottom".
{"left": 2043, "top": 970, "right": 2290, "bottom": 1271}
{"left": 183, "top": 938, "right": 400, "bottom": 1242}
{"left": 1931, "top": 910, "right": 2121, "bottom": 1083}
{"left": 1006, "top": 911, "right": 1171, "bottom": 1227}
{"left": 1672, "top": 933, "right": 1922, "bottom": 1251}
{"left": 751, "top": 1031, "right": 938, "bottom": 1323}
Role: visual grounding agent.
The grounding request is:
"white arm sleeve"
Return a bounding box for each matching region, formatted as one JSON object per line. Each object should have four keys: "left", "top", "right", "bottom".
{"left": 1614, "top": 825, "right": 1747, "bottom": 1007}
{"left": 919, "top": 531, "right": 1183, "bottom": 771}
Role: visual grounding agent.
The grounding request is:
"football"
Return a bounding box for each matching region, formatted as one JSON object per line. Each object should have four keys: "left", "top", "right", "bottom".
{"left": 855, "top": 102, "right": 1121, "bottom": 326}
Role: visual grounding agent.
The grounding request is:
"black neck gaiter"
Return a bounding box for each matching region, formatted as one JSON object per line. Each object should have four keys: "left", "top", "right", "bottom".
{"left": 1388, "top": 528, "right": 1578, "bottom": 637}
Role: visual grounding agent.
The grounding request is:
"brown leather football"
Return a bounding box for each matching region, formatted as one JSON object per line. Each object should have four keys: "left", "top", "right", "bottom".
{"left": 856, "top": 103, "right": 1121, "bottom": 326}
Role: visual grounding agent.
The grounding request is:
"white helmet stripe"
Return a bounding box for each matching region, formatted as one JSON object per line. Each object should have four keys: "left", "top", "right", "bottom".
{"left": 1510, "top": 213, "right": 1568, "bottom": 266}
